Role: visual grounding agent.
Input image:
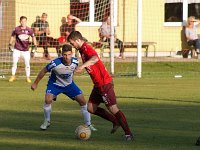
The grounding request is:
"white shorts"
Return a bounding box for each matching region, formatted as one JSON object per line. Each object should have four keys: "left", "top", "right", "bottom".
{"left": 13, "top": 49, "right": 30, "bottom": 62}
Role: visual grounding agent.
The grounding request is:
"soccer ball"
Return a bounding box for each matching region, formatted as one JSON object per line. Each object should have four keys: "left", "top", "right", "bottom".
{"left": 75, "top": 125, "right": 91, "bottom": 140}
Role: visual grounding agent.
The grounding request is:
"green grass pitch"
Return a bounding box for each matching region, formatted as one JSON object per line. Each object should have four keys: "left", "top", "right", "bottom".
{"left": 0, "top": 76, "right": 200, "bottom": 150}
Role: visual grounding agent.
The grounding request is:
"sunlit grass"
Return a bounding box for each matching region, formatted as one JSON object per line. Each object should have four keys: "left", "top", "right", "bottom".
{"left": 1, "top": 76, "right": 200, "bottom": 150}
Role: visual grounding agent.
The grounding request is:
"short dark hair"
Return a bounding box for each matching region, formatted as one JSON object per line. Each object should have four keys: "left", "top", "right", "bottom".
{"left": 62, "top": 44, "right": 72, "bottom": 54}
{"left": 67, "top": 31, "right": 84, "bottom": 42}
{"left": 20, "top": 16, "right": 27, "bottom": 21}
{"left": 42, "top": 13, "right": 48, "bottom": 17}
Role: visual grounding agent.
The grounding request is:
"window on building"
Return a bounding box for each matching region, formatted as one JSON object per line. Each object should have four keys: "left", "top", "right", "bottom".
{"left": 188, "top": 2, "right": 200, "bottom": 18}
{"left": 165, "top": 2, "right": 183, "bottom": 22}
{"left": 70, "top": 0, "right": 117, "bottom": 26}
{"left": 164, "top": 0, "right": 200, "bottom": 26}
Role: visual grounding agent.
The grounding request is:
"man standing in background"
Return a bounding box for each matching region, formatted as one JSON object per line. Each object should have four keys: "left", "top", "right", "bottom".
{"left": 8, "top": 16, "right": 37, "bottom": 83}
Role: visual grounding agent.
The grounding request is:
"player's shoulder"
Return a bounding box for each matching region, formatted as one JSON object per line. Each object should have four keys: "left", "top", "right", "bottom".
{"left": 26, "top": 26, "right": 32, "bottom": 30}
{"left": 13, "top": 26, "right": 20, "bottom": 31}
{"left": 50, "top": 57, "right": 62, "bottom": 66}
{"left": 83, "top": 42, "right": 95, "bottom": 51}
{"left": 71, "top": 57, "right": 79, "bottom": 64}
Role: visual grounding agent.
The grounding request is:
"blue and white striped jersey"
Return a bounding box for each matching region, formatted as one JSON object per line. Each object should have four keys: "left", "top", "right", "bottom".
{"left": 46, "top": 57, "right": 78, "bottom": 87}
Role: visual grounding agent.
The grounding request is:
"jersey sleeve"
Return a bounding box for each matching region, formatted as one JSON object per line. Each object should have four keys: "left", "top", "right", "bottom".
{"left": 45, "top": 60, "right": 57, "bottom": 72}
{"left": 11, "top": 28, "right": 16, "bottom": 36}
{"left": 72, "top": 57, "right": 79, "bottom": 69}
{"left": 29, "top": 28, "right": 35, "bottom": 37}
{"left": 46, "top": 22, "right": 50, "bottom": 28}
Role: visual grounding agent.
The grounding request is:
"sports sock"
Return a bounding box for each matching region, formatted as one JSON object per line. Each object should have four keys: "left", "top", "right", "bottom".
{"left": 94, "top": 107, "right": 118, "bottom": 124}
{"left": 43, "top": 103, "right": 51, "bottom": 122}
{"left": 114, "top": 110, "right": 132, "bottom": 135}
{"left": 81, "top": 104, "right": 91, "bottom": 126}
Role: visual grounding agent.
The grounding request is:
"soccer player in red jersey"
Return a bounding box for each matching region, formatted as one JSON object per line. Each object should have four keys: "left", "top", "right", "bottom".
{"left": 67, "top": 31, "right": 133, "bottom": 141}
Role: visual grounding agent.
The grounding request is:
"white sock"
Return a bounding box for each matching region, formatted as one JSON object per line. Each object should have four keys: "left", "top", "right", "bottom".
{"left": 81, "top": 104, "right": 91, "bottom": 126}
{"left": 43, "top": 103, "right": 52, "bottom": 122}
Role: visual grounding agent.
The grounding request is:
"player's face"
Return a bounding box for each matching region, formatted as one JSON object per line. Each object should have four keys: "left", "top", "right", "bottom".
{"left": 69, "top": 39, "right": 81, "bottom": 49}
{"left": 62, "top": 51, "right": 72, "bottom": 64}
{"left": 20, "top": 18, "right": 27, "bottom": 27}
{"left": 41, "top": 15, "right": 47, "bottom": 22}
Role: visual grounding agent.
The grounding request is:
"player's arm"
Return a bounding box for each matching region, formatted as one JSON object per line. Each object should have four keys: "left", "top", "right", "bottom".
{"left": 34, "top": 27, "right": 42, "bottom": 35}
{"left": 32, "top": 36, "right": 37, "bottom": 46}
{"left": 34, "top": 27, "right": 48, "bottom": 35}
{"left": 31, "top": 67, "right": 48, "bottom": 91}
{"left": 8, "top": 36, "right": 15, "bottom": 52}
{"left": 185, "top": 28, "right": 193, "bottom": 41}
{"left": 75, "top": 55, "right": 98, "bottom": 73}
{"left": 9, "top": 36, "right": 15, "bottom": 45}
{"left": 71, "top": 15, "right": 82, "bottom": 23}
{"left": 45, "top": 27, "right": 50, "bottom": 35}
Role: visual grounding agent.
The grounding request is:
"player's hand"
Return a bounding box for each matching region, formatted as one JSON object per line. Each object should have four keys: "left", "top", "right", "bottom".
{"left": 8, "top": 44, "right": 13, "bottom": 52}
{"left": 31, "top": 45, "right": 37, "bottom": 53}
{"left": 31, "top": 83, "right": 37, "bottom": 91}
{"left": 75, "top": 66, "right": 84, "bottom": 73}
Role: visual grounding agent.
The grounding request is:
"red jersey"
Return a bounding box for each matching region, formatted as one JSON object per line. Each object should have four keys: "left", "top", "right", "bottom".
{"left": 79, "top": 42, "right": 112, "bottom": 87}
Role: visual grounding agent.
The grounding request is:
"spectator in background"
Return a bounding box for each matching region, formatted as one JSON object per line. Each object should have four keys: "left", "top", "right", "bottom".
{"left": 34, "top": 13, "right": 51, "bottom": 59}
{"left": 30, "top": 15, "right": 40, "bottom": 57}
{"left": 8, "top": 16, "right": 37, "bottom": 83}
{"left": 31, "top": 15, "right": 40, "bottom": 31}
{"left": 99, "top": 16, "right": 125, "bottom": 59}
{"left": 60, "top": 17, "right": 67, "bottom": 37}
{"left": 185, "top": 16, "right": 200, "bottom": 53}
{"left": 61, "top": 14, "right": 82, "bottom": 40}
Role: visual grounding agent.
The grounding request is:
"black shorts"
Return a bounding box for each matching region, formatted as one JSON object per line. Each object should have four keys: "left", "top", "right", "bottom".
{"left": 89, "top": 83, "right": 117, "bottom": 106}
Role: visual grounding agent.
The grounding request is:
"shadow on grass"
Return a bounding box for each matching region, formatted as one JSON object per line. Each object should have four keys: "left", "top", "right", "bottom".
{"left": 117, "top": 96, "right": 200, "bottom": 104}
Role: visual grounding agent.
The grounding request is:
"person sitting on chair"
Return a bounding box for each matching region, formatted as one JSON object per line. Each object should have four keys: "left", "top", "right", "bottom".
{"left": 99, "top": 16, "right": 125, "bottom": 58}
{"left": 185, "top": 16, "right": 200, "bottom": 53}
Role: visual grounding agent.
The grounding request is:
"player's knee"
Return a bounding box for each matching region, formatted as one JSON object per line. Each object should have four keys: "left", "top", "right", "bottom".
{"left": 79, "top": 101, "right": 86, "bottom": 106}
{"left": 75, "top": 95, "right": 86, "bottom": 106}
{"left": 87, "top": 104, "right": 96, "bottom": 114}
{"left": 87, "top": 107, "right": 94, "bottom": 114}
{"left": 45, "top": 99, "right": 52, "bottom": 104}
{"left": 45, "top": 97, "right": 53, "bottom": 104}
{"left": 108, "top": 104, "right": 119, "bottom": 115}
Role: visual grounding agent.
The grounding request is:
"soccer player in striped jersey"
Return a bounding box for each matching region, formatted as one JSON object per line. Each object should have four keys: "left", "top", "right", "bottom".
{"left": 68, "top": 31, "right": 133, "bottom": 141}
{"left": 31, "top": 44, "right": 96, "bottom": 131}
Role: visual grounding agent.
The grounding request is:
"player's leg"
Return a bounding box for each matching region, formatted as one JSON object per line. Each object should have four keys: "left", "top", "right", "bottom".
{"left": 41, "top": 36, "right": 50, "bottom": 60}
{"left": 196, "top": 136, "right": 200, "bottom": 146}
{"left": 40, "top": 84, "right": 59, "bottom": 130}
{"left": 87, "top": 86, "right": 119, "bottom": 130}
{"left": 22, "top": 50, "right": 31, "bottom": 83}
{"left": 9, "top": 49, "right": 20, "bottom": 82}
{"left": 116, "top": 38, "right": 124, "bottom": 58}
{"left": 102, "top": 83, "right": 133, "bottom": 141}
{"left": 74, "top": 94, "right": 97, "bottom": 131}
{"left": 53, "top": 38, "right": 61, "bottom": 57}
{"left": 63, "top": 82, "right": 97, "bottom": 131}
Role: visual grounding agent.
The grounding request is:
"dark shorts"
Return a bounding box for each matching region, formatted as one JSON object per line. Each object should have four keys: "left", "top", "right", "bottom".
{"left": 89, "top": 83, "right": 117, "bottom": 106}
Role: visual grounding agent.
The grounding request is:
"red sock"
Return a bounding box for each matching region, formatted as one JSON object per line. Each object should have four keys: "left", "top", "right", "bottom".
{"left": 115, "top": 110, "right": 132, "bottom": 135}
{"left": 94, "top": 107, "right": 118, "bottom": 124}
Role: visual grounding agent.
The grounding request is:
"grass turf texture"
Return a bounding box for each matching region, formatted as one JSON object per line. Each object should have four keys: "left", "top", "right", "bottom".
{"left": 1, "top": 61, "right": 200, "bottom": 77}
{"left": 0, "top": 76, "right": 200, "bottom": 150}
